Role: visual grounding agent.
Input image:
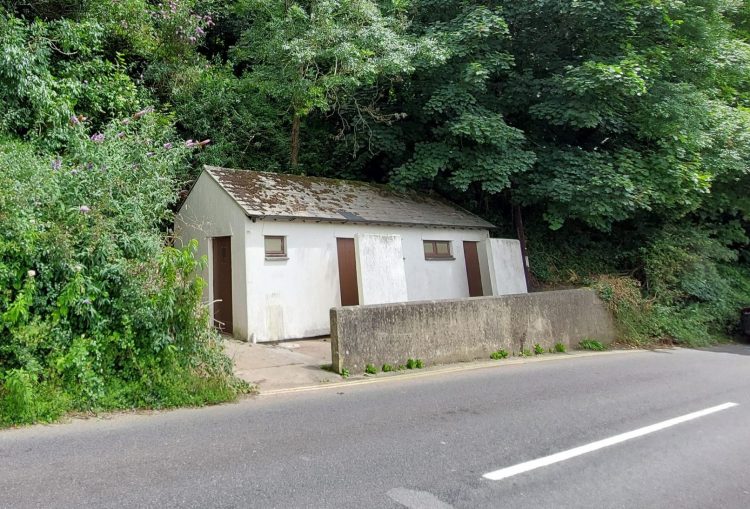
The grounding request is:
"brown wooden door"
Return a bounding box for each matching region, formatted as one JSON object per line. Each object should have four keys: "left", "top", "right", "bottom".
{"left": 463, "top": 241, "right": 483, "bottom": 297}
{"left": 212, "top": 236, "right": 233, "bottom": 333}
{"left": 336, "top": 238, "right": 359, "bottom": 306}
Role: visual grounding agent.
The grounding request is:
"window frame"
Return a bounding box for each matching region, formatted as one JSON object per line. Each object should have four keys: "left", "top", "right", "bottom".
{"left": 264, "top": 235, "right": 287, "bottom": 259}
{"left": 423, "top": 240, "right": 454, "bottom": 260}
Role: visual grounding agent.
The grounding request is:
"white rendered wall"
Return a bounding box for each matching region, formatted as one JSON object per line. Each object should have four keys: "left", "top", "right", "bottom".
{"left": 174, "top": 172, "right": 250, "bottom": 340}
{"left": 481, "top": 238, "right": 528, "bottom": 295}
{"left": 245, "top": 221, "right": 490, "bottom": 341}
{"left": 354, "top": 234, "right": 408, "bottom": 305}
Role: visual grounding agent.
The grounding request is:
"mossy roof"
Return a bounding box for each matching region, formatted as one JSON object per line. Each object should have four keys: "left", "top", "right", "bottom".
{"left": 204, "top": 166, "right": 495, "bottom": 229}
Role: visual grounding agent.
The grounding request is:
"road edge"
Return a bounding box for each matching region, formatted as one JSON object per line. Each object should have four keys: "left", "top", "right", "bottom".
{"left": 260, "top": 348, "right": 652, "bottom": 396}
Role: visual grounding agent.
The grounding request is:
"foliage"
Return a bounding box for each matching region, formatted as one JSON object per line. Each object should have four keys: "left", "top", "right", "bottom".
{"left": 490, "top": 349, "right": 508, "bottom": 360}
{"left": 406, "top": 358, "right": 423, "bottom": 369}
{"left": 388, "top": 2, "right": 536, "bottom": 194}
{"left": 231, "top": 0, "right": 432, "bottom": 166}
{"left": 0, "top": 113, "right": 245, "bottom": 426}
{"left": 578, "top": 340, "right": 606, "bottom": 351}
{"left": 554, "top": 343, "right": 566, "bottom": 353}
{"left": 365, "top": 363, "right": 377, "bottom": 374}
{"left": 533, "top": 344, "right": 544, "bottom": 355}
{"left": 381, "top": 363, "right": 393, "bottom": 372}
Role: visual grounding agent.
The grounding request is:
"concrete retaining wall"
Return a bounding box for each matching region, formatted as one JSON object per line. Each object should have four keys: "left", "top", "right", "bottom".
{"left": 330, "top": 289, "right": 616, "bottom": 374}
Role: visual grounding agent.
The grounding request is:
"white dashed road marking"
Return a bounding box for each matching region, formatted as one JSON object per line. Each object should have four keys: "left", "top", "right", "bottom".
{"left": 483, "top": 402, "right": 739, "bottom": 481}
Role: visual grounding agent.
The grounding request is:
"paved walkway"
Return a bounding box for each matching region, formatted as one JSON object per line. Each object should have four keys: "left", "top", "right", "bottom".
{"left": 223, "top": 338, "right": 341, "bottom": 392}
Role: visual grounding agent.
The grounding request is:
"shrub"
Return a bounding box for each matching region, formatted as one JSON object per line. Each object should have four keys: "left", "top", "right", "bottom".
{"left": 0, "top": 114, "right": 245, "bottom": 426}
{"left": 406, "top": 358, "right": 424, "bottom": 369}
{"left": 365, "top": 364, "right": 377, "bottom": 375}
{"left": 554, "top": 342, "right": 566, "bottom": 353}
{"left": 490, "top": 349, "right": 509, "bottom": 360}
{"left": 381, "top": 364, "right": 393, "bottom": 372}
{"left": 533, "top": 344, "right": 544, "bottom": 355}
{"left": 579, "top": 339, "right": 605, "bottom": 351}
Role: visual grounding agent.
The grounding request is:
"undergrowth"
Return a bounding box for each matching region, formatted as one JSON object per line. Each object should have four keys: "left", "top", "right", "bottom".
{"left": 530, "top": 223, "right": 750, "bottom": 348}
{"left": 0, "top": 114, "right": 248, "bottom": 427}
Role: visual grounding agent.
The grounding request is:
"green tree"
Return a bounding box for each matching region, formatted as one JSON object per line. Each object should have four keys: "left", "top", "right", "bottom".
{"left": 231, "top": 0, "right": 432, "bottom": 168}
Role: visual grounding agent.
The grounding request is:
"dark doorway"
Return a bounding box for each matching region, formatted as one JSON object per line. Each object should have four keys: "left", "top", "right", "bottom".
{"left": 336, "top": 238, "right": 359, "bottom": 306}
{"left": 463, "top": 241, "right": 483, "bottom": 297}
{"left": 212, "top": 236, "right": 233, "bottom": 333}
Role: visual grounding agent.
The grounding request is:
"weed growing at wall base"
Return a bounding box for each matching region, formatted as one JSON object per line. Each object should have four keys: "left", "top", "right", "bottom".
{"left": 490, "top": 349, "right": 509, "bottom": 360}
{"left": 578, "top": 339, "right": 606, "bottom": 351}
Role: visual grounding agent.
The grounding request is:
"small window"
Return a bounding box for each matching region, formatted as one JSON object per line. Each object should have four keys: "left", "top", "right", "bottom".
{"left": 423, "top": 240, "right": 453, "bottom": 260}
{"left": 264, "top": 236, "right": 287, "bottom": 258}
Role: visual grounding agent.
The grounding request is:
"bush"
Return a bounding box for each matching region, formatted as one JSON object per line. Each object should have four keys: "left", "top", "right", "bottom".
{"left": 578, "top": 339, "right": 605, "bottom": 351}
{"left": 0, "top": 113, "right": 245, "bottom": 426}
{"left": 365, "top": 364, "right": 377, "bottom": 375}
{"left": 554, "top": 342, "right": 566, "bottom": 353}
{"left": 533, "top": 344, "right": 544, "bottom": 355}
{"left": 406, "top": 358, "right": 424, "bottom": 369}
{"left": 490, "top": 349, "right": 509, "bottom": 360}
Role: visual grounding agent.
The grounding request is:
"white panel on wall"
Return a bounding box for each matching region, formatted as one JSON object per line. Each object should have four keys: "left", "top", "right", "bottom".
{"left": 483, "top": 238, "right": 528, "bottom": 295}
{"left": 354, "top": 234, "right": 408, "bottom": 305}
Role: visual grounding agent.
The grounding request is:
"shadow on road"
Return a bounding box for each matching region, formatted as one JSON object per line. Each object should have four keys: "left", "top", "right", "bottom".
{"left": 698, "top": 342, "right": 750, "bottom": 356}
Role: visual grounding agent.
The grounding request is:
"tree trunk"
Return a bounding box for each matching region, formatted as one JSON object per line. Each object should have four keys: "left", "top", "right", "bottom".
{"left": 290, "top": 113, "right": 301, "bottom": 169}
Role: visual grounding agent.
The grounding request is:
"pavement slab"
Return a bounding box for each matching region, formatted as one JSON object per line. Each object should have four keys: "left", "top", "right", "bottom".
{"left": 224, "top": 338, "right": 340, "bottom": 391}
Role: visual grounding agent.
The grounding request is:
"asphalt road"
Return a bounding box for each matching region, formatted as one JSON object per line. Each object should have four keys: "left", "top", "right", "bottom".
{"left": 2, "top": 345, "right": 749, "bottom": 508}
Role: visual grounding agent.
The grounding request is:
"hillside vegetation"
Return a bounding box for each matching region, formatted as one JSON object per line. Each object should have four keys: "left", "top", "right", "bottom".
{"left": 1, "top": 1, "right": 749, "bottom": 424}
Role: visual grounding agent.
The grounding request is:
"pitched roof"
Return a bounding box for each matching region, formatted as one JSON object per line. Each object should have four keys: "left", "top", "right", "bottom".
{"left": 203, "top": 166, "right": 494, "bottom": 229}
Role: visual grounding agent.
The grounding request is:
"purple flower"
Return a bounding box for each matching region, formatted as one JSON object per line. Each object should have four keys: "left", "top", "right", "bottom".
{"left": 195, "top": 27, "right": 205, "bottom": 36}
{"left": 79, "top": 205, "right": 90, "bottom": 214}
{"left": 90, "top": 133, "right": 104, "bottom": 143}
{"left": 52, "top": 158, "right": 62, "bottom": 171}
{"left": 70, "top": 115, "right": 80, "bottom": 125}
{"left": 185, "top": 139, "right": 197, "bottom": 148}
{"left": 70, "top": 169, "right": 78, "bottom": 175}
{"left": 189, "top": 36, "right": 197, "bottom": 44}
{"left": 163, "top": 142, "right": 173, "bottom": 150}
{"left": 117, "top": 131, "right": 125, "bottom": 139}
